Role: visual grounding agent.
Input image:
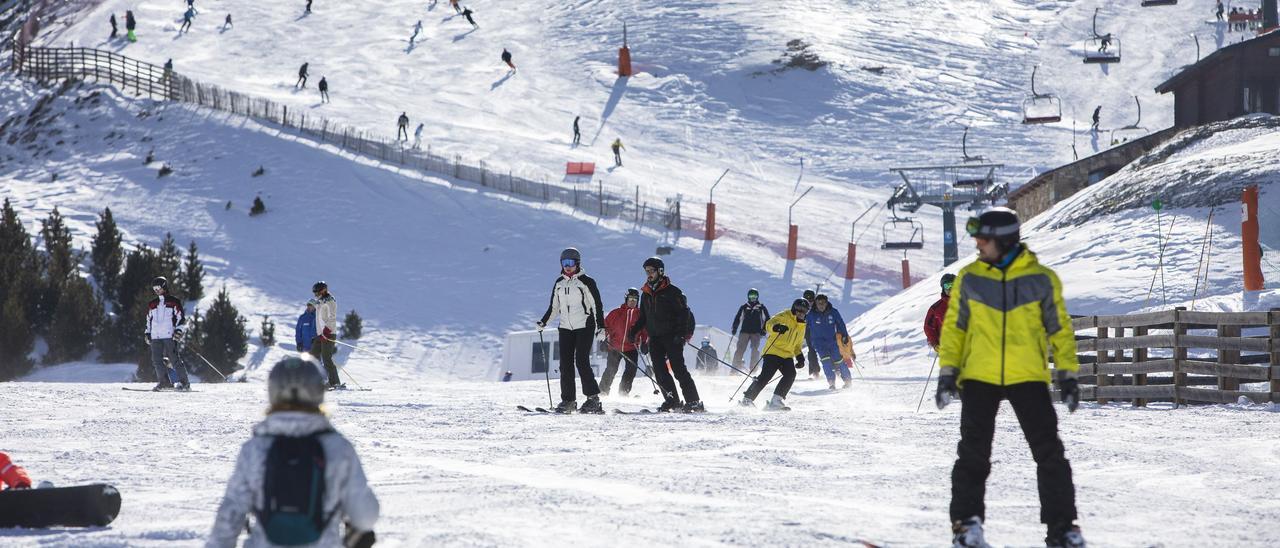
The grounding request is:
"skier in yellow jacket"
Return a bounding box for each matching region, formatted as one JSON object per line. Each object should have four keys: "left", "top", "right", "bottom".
{"left": 936, "top": 207, "right": 1085, "bottom": 548}
{"left": 738, "top": 298, "right": 809, "bottom": 411}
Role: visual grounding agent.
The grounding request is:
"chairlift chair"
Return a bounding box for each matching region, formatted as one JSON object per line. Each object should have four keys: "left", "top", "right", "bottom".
{"left": 1083, "top": 8, "right": 1122, "bottom": 64}
{"left": 1140, "top": 0, "right": 1177, "bottom": 6}
{"left": 1021, "top": 66, "right": 1062, "bottom": 125}
{"left": 881, "top": 216, "right": 925, "bottom": 250}
{"left": 1107, "top": 95, "right": 1147, "bottom": 146}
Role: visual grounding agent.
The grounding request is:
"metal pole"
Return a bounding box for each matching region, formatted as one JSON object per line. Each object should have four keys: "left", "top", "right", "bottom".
{"left": 788, "top": 186, "right": 814, "bottom": 227}
{"left": 538, "top": 330, "right": 553, "bottom": 407}
{"left": 916, "top": 354, "right": 938, "bottom": 413}
{"left": 708, "top": 168, "right": 729, "bottom": 202}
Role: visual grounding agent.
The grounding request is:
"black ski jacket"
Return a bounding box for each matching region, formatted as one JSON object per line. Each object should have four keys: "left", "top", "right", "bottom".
{"left": 629, "top": 277, "right": 694, "bottom": 340}
{"left": 731, "top": 301, "right": 770, "bottom": 335}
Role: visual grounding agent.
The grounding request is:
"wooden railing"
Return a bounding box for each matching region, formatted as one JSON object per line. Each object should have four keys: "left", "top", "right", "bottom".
{"left": 1058, "top": 308, "right": 1280, "bottom": 406}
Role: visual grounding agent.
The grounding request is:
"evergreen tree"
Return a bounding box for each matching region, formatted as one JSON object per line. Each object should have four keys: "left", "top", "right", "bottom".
{"left": 40, "top": 207, "right": 78, "bottom": 284}
{"left": 197, "top": 286, "right": 247, "bottom": 380}
{"left": 116, "top": 244, "right": 160, "bottom": 314}
{"left": 250, "top": 196, "right": 266, "bottom": 216}
{"left": 180, "top": 240, "right": 205, "bottom": 303}
{"left": 45, "top": 275, "right": 104, "bottom": 364}
{"left": 90, "top": 208, "right": 124, "bottom": 303}
{"left": 260, "top": 315, "right": 276, "bottom": 346}
{"left": 131, "top": 287, "right": 160, "bottom": 380}
{"left": 0, "top": 200, "right": 39, "bottom": 377}
{"left": 341, "top": 309, "right": 363, "bottom": 340}
{"left": 0, "top": 295, "right": 35, "bottom": 380}
{"left": 157, "top": 232, "right": 182, "bottom": 298}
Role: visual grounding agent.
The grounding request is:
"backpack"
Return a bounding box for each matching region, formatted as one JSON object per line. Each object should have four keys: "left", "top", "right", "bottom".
{"left": 255, "top": 431, "right": 334, "bottom": 545}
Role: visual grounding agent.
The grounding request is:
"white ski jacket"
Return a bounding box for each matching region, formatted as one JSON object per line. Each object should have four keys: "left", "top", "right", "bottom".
{"left": 314, "top": 294, "right": 338, "bottom": 339}
{"left": 206, "top": 412, "right": 379, "bottom": 548}
{"left": 144, "top": 295, "right": 186, "bottom": 340}
{"left": 538, "top": 272, "right": 604, "bottom": 331}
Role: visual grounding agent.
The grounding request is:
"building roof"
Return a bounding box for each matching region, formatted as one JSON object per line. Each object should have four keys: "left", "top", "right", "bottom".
{"left": 1156, "top": 29, "right": 1280, "bottom": 94}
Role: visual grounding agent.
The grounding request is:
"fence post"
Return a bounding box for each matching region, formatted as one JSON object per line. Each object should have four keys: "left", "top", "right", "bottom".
{"left": 599, "top": 180, "right": 604, "bottom": 217}
{"left": 1174, "top": 306, "right": 1187, "bottom": 407}
{"left": 1218, "top": 323, "right": 1241, "bottom": 392}
{"left": 1095, "top": 325, "right": 1110, "bottom": 405}
{"left": 1133, "top": 326, "right": 1148, "bottom": 407}
{"left": 1113, "top": 326, "right": 1126, "bottom": 402}
{"left": 1269, "top": 308, "right": 1279, "bottom": 403}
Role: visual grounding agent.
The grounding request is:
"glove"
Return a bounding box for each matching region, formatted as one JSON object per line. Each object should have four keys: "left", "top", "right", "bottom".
{"left": 596, "top": 327, "right": 606, "bottom": 340}
{"left": 536, "top": 321, "right": 545, "bottom": 332}
{"left": 343, "top": 523, "right": 376, "bottom": 548}
{"left": 1056, "top": 370, "right": 1080, "bottom": 413}
{"left": 296, "top": 344, "right": 303, "bottom": 352}
{"left": 639, "top": 341, "right": 649, "bottom": 354}
{"left": 143, "top": 335, "right": 151, "bottom": 347}
{"left": 772, "top": 323, "right": 788, "bottom": 334}
{"left": 935, "top": 367, "right": 959, "bottom": 409}
{"left": 173, "top": 329, "right": 183, "bottom": 342}
{"left": 795, "top": 353, "right": 805, "bottom": 369}
{"left": 322, "top": 327, "right": 334, "bottom": 340}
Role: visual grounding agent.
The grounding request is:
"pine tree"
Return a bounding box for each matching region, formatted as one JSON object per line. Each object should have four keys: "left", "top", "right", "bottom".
{"left": 260, "top": 315, "right": 276, "bottom": 345}
{"left": 180, "top": 240, "right": 205, "bottom": 303}
{"left": 0, "top": 295, "right": 35, "bottom": 380}
{"left": 131, "top": 287, "right": 160, "bottom": 380}
{"left": 158, "top": 232, "right": 182, "bottom": 298}
{"left": 40, "top": 207, "right": 78, "bottom": 283}
{"left": 340, "top": 309, "right": 362, "bottom": 340}
{"left": 0, "top": 200, "right": 39, "bottom": 377}
{"left": 116, "top": 244, "right": 160, "bottom": 314}
{"left": 90, "top": 208, "right": 125, "bottom": 303}
{"left": 250, "top": 196, "right": 266, "bottom": 216}
{"left": 197, "top": 286, "right": 247, "bottom": 380}
{"left": 113, "top": 246, "right": 161, "bottom": 367}
{"left": 45, "top": 275, "right": 104, "bottom": 364}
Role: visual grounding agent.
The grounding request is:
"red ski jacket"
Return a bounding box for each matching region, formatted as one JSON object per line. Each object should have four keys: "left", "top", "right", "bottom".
{"left": 0, "top": 452, "right": 31, "bottom": 489}
{"left": 604, "top": 304, "right": 646, "bottom": 352}
{"left": 924, "top": 294, "right": 950, "bottom": 349}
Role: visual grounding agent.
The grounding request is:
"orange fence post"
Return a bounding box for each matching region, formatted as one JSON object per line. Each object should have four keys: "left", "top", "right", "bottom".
{"left": 705, "top": 202, "right": 716, "bottom": 240}
{"left": 1243, "top": 185, "right": 1264, "bottom": 291}
{"left": 618, "top": 23, "right": 633, "bottom": 77}
{"left": 787, "top": 225, "right": 798, "bottom": 261}
{"left": 845, "top": 243, "right": 857, "bottom": 279}
{"left": 901, "top": 258, "right": 912, "bottom": 289}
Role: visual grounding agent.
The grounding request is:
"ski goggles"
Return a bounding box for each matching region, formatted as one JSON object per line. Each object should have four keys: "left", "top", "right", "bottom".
{"left": 942, "top": 281, "right": 954, "bottom": 292}
{"left": 966, "top": 217, "right": 1020, "bottom": 238}
{"left": 561, "top": 258, "right": 579, "bottom": 268}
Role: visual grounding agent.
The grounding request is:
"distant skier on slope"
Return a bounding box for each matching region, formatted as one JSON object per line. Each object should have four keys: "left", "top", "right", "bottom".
{"left": 611, "top": 138, "right": 624, "bottom": 166}
{"left": 730, "top": 288, "right": 769, "bottom": 370}
{"left": 206, "top": 357, "right": 379, "bottom": 548}
{"left": 110, "top": 13, "right": 118, "bottom": 39}
{"left": 806, "top": 294, "right": 851, "bottom": 390}
{"left": 310, "top": 281, "right": 342, "bottom": 389}
{"left": 305, "top": 0, "right": 313, "bottom": 14}
{"left": 295, "top": 301, "right": 317, "bottom": 352}
{"left": 936, "top": 207, "right": 1084, "bottom": 548}
{"left": 0, "top": 452, "right": 32, "bottom": 490}
{"left": 413, "top": 122, "right": 424, "bottom": 149}
{"left": 296, "top": 62, "right": 309, "bottom": 88}
{"left": 223, "top": 13, "right": 232, "bottom": 30}
{"left": 180, "top": 7, "right": 194, "bottom": 33}
{"left": 600, "top": 287, "right": 645, "bottom": 396}
{"left": 923, "top": 273, "right": 955, "bottom": 353}
{"left": 694, "top": 337, "right": 718, "bottom": 374}
{"left": 125, "top": 10, "right": 137, "bottom": 42}
{"left": 397, "top": 112, "right": 410, "bottom": 140}
{"left": 410, "top": 20, "right": 422, "bottom": 46}
{"left": 1090, "top": 105, "right": 1100, "bottom": 132}
{"left": 144, "top": 276, "right": 190, "bottom": 391}
{"left": 450, "top": 0, "right": 462, "bottom": 14}
{"left": 318, "top": 76, "right": 329, "bottom": 102}
{"left": 461, "top": 7, "right": 477, "bottom": 28}
{"left": 537, "top": 248, "right": 606, "bottom": 414}
{"left": 739, "top": 298, "right": 809, "bottom": 411}
{"left": 572, "top": 115, "right": 581, "bottom": 146}
{"left": 627, "top": 257, "right": 703, "bottom": 412}
{"left": 1215, "top": 0, "right": 1224, "bottom": 21}
{"left": 501, "top": 48, "right": 515, "bottom": 70}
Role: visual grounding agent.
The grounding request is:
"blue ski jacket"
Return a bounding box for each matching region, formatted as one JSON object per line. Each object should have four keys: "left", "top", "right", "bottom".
{"left": 296, "top": 310, "right": 317, "bottom": 351}
{"left": 805, "top": 306, "right": 849, "bottom": 352}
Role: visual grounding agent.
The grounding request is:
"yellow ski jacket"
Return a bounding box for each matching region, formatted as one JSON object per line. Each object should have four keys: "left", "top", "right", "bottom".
{"left": 764, "top": 310, "right": 807, "bottom": 359}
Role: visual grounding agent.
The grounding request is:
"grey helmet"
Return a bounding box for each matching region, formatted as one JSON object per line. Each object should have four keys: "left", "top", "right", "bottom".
{"left": 560, "top": 247, "right": 581, "bottom": 262}
{"left": 268, "top": 357, "right": 326, "bottom": 408}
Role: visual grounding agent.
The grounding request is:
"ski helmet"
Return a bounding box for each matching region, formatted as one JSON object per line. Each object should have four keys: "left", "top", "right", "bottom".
{"left": 747, "top": 288, "right": 759, "bottom": 301}
{"left": 940, "top": 273, "right": 957, "bottom": 293}
{"left": 151, "top": 276, "right": 168, "bottom": 291}
{"left": 268, "top": 357, "right": 326, "bottom": 409}
{"left": 312, "top": 281, "right": 328, "bottom": 293}
{"left": 803, "top": 289, "right": 816, "bottom": 302}
{"left": 966, "top": 207, "right": 1021, "bottom": 250}
{"left": 560, "top": 247, "right": 581, "bottom": 264}
{"left": 642, "top": 257, "right": 665, "bottom": 274}
{"left": 814, "top": 293, "right": 829, "bottom": 304}
{"left": 791, "top": 298, "right": 810, "bottom": 314}
{"left": 625, "top": 287, "right": 640, "bottom": 301}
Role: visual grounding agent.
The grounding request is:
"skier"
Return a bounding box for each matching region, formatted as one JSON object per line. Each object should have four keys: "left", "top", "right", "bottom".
{"left": 600, "top": 287, "right": 645, "bottom": 396}
{"left": 611, "top": 138, "right": 624, "bottom": 166}
{"left": 207, "top": 357, "right": 379, "bottom": 548}
{"left": 305, "top": 0, "right": 313, "bottom": 13}
{"left": 740, "top": 298, "right": 809, "bottom": 410}
{"left": 163, "top": 58, "right": 173, "bottom": 74}
{"left": 144, "top": 276, "right": 191, "bottom": 391}
{"left": 461, "top": 7, "right": 477, "bottom": 28}
{"left": 296, "top": 62, "right": 308, "bottom": 88}
{"left": 923, "top": 273, "right": 955, "bottom": 352}
{"left": 1215, "top": 0, "right": 1224, "bottom": 21}
{"left": 223, "top": 13, "right": 232, "bottom": 30}
{"left": 536, "top": 248, "right": 606, "bottom": 414}
{"left": 627, "top": 257, "right": 702, "bottom": 412}
{"left": 729, "top": 288, "right": 769, "bottom": 370}
{"left": 572, "top": 115, "right": 581, "bottom": 146}
{"left": 397, "top": 112, "right": 410, "bottom": 140}
{"left": 936, "top": 207, "right": 1084, "bottom": 548}
{"left": 412, "top": 122, "right": 424, "bottom": 149}
{"left": 501, "top": 48, "right": 515, "bottom": 70}
{"left": 310, "top": 281, "right": 342, "bottom": 389}
{"left": 806, "top": 294, "right": 851, "bottom": 390}
{"left": 0, "top": 452, "right": 32, "bottom": 490}
{"left": 125, "top": 10, "right": 137, "bottom": 42}
{"left": 180, "top": 7, "right": 193, "bottom": 33}
{"left": 295, "top": 301, "right": 317, "bottom": 352}
{"left": 1090, "top": 105, "right": 1100, "bottom": 132}
{"left": 410, "top": 20, "right": 422, "bottom": 46}
{"left": 695, "top": 337, "right": 718, "bottom": 374}
{"left": 318, "top": 76, "right": 329, "bottom": 103}
{"left": 110, "top": 13, "right": 118, "bottom": 39}
{"left": 802, "top": 289, "right": 820, "bottom": 379}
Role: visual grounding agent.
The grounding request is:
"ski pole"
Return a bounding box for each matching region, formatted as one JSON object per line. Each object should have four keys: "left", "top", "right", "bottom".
{"left": 916, "top": 354, "right": 939, "bottom": 413}
{"left": 684, "top": 341, "right": 755, "bottom": 378}
{"left": 328, "top": 337, "right": 394, "bottom": 362}
{"left": 185, "top": 347, "right": 229, "bottom": 381}
{"left": 602, "top": 338, "right": 661, "bottom": 396}
{"left": 335, "top": 362, "right": 366, "bottom": 390}
{"left": 634, "top": 352, "right": 677, "bottom": 402}
{"left": 730, "top": 334, "right": 780, "bottom": 401}
{"left": 538, "top": 329, "right": 553, "bottom": 407}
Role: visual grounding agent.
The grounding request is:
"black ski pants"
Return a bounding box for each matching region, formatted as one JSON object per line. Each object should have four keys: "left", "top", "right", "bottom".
{"left": 309, "top": 336, "right": 340, "bottom": 386}
{"left": 647, "top": 334, "right": 699, "bottom": 404}
{"left": 743, "top": 354, "right": 796, "bottom": 401}
{"left": 599, "top": 349, "right": 638, "bottom": 395}
{"left": 558, "top": 327, "right": 599, "bottom": 402}
{"left": 950, "top": 380, "right": 1077, "bottom": 525}
{"left": 807, "top": 345, "right": 820, "bottom": 377}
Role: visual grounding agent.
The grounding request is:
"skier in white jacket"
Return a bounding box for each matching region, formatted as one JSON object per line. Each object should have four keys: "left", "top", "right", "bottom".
{"left": 311, "top": 281, "right": 342, "bottom": 388}
{"left": 206, "top": 357, "right": 379, "bottom": 548}
{"left": 537, "top": 247, "right": 606, "bottom": 414}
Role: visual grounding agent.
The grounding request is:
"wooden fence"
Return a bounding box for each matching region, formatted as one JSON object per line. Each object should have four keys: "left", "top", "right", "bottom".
{"left": 1060, "top": 308, "right": 1280, "bottom": 406}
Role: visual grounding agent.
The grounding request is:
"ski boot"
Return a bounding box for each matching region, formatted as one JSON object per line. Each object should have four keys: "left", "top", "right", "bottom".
{"left": 1045, "top": 523, "right": 1085, "bottom": 547}
{"left": 152, "top": 382, "right": 173, "bottom": 392}
{"left": 578, "top": 395, "right": 605, "bottom": 414}
{"left": 842, "top": 378, "right": 853, "bottom": 390}
{"left": 951, "top": 516, "right": 991, "bottom": 548}
{"left": 174, "top": 382, "right": 191, "bottom": 392}
{"left": 682, "top": 400, "right": 706, "bottom": 413}
{"left": 657, "top": 398, "right": 684, "bottom": 413}
{"left": 828, "top": 381, "right": 837, "bottom": 390}
{"left": 326, "top": 383, "right": 346, "bottom": 391}
{"left": 553, "top": 400, "right": 577, "bottom": 414}
{"left": 738, "top": 397, "right": 756, "bottom": 408}
{"left": 765, "top": 395, "right": 790, "bottom": 411}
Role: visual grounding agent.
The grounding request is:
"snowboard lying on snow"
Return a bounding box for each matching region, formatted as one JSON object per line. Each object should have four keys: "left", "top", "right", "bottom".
{"left": 0, "top": 484, "right": 122, "bottom": 528}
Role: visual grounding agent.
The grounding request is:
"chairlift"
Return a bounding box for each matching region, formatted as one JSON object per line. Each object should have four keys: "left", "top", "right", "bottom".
{"left": 960, "top": 125, "right": 985, "bottom": 163}
{"left": 1021, "top": 66, "right": 1062, "bottom": 125}
{"left": 1140, "top": 0, "right": 1177, "bottom": 6}
{"left": 1108, "top": 95, "right": 1147, "bottom": 146}
{"left": 1083, "top": 8, "right": 1122, "bottom": 64}
{"left": 881, "top": 215, "right": 925, "bottom": 250}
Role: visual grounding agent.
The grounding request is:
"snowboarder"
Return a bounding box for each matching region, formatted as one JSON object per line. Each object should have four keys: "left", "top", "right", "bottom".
{"left": 627, "top": 257, "right": 702, "bottom": 412}
{"left": 937, "top": 207, "right": 1084, "bottom": 548}
{"left": 0, "top": 452, "right": 32, "bottom": 490}
{"left": 461, "top": 7, "right": 477, "bottom": 28}
{"left": 730, "top": 288, "right": 769, "bottom": 370}
{"left": 223, "top": 13, "right": 232, "bottom": 30}
{"left": 572, "top": 115, "right": 581, "bottom": 146}
{"left": 144, "top": 276, "right": 191, "bottom": 391}
{"left": 295, "top": 301, "right": 317, "bottom": 352}
{"left": 207, "top": 357, "right": 379, "bottom": 548}
{"left": 501, "top": 48, "right": 515, "bottom": 70}
{"left": 397, "top": 112, "right": 410, "bottom": 140}
{"left": 536, "top": 248, "right": 606, "bottom": 414}
{"left": 310, "top": 281, "right": 342, "bottom": 389}
{"left": 923, "top": 273, "right": 955, "bottom": 352}
{"left": 600, "top": 287, "right": 645, "bottom": 396}
{"left": 305, "top": 0, "right": 313, "bottom": 13}
{"left": 450, "top": 0, "right": 461, "bottom": 14}
{"left": 802, "top": 289, "right": 820, "bottom": 379}
{"left": 318, "top": 76, "right": 329, "bottom": 103}
{"left": 296, "top": 62, "right": 308, "bottom": 88}
{"left": 806, "top": 294, "right": 851, "bottom": 390}
{"left": 740, "top": 298, "right": 809, "bottom": 410}
{"left": 611, "top": 138, "right": 624, "bottom": 166}
{"left": 125, "top": 10, "right": 137, "bottom": 42}
{"left": 180, "top": 8, "right": 193, "bottom": 33}
{"left": 412, "top": 123, "right": 424, "bottom": 149}
{"left": 695, "top": 337, "right": 718, "bottom": 374}
{"left": 110, "top": 14, "right": 118, "bottom": 39}
{"left": 410, "top": 20, "right": 422, "bottom": 45}
{"left": 1090, "top": 105, "right": 1100, "bottom": 132}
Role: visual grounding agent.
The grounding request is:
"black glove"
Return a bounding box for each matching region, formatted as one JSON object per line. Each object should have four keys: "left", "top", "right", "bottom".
{"left": 343, "top": 523, "right": 375, "bottom": 548}
{"left": 794, "top": 353, "right": 805, "bottom": 369}
{"left": 935, "top": 368, "right": 959, "bottom": 409}
{"left": 1056, "top": 371, "right": 1080, "bottom": 413}
{"left": 296, "top": 344, "right": 303, "bottom": 352}
{"left": 535, "top": 321, "right": 546, "bottom": 331}
{"left": 772, "top": 323, "right": 788, "bottom": 334}
{"left": 173, "top": 329, "right": 183, "bottom": 342}
{"left": 143, "top": 335, "right": 151, "bottom": 347}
